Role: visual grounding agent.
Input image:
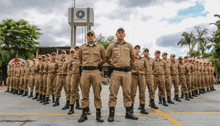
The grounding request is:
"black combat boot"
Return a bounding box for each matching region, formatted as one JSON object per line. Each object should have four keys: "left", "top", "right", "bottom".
{"left": 28, "top": 92, "right": 33, "bottom": 98}
{"left": 125, "top": 106, "right": 138, "bottom": 120}
{"left": 203, "top": 88, "right": 207, "bottom": 93}
{"left": 192, "top": 91, "right": 197, "bottom": 97}
{"left": 53, "top": 98, "right": 60, "bottom": 107}
{"left": 43, "top": 97, "right": 49, "bottom": 105}
{"left": 32, "top": 93, "right": 39, "bottom": 100}
{"left": 199, "top": 89, "right": 203, "bottom": 94}
{"left": 108, "top": 107, "right": 115, "bottom": 122}
{"left": 158, "top": 96, "right": 162, "bottom": 104}
{"left": 62, "top": 100, "right": 70, "bottom": 110}
{"left": 75, "top": 100, "right": 82, "bottom": 110}
{"left": 210, "top": 87, "right": 213, "bottom": 91}
{"left": 15, "top": 90, "right": 18, "bottom": 94}
{"left": 40, "top": 95, "right": 45, "bottom": 103}
{"left": 5, "top": 88, "right": 9, "bottom": 92}
{"left": 162, "top": 98, "right": 168, "bottom": 106}
{"left": 78, "top": 108, "right": 88, "bottom": 122}
{"left": 174, "top": 95, "right": 181, "bottom": 102}
{"left": 18, "top": 90, "right": 24, "bottom": 95}
{"left": 37, "top": 95, "right": 42, "bottom": 101}
{"left": 196, "top": 90, "right": 200, "bottom": 95}
{"left": 131, "top": 104, "right": 134, "bottom": 113}
{"left": 180, "top": 93, "right": 184, "bottom": 99}
{"left": 9, "top": 89, "right": 13, "bottom": 93}
{"left": 188, "top": 92, "right": 194, "bottom": 99}
{"left": 140, "top": 104, "right": 148, "bottom": 114}
{"left": 96, "top": 109, "right": 104, "bottom": 122}
{"left": 185, "top": 93, "right": 190, "bottom": 100}
{"left": 85, "top": 107, "right": 91, "bottom": 115}
{"left": 68, "top": 104, "right": 74, "bottom": 115}
{"left": 22, "top": 91, "right": 28, "bottom": 97}
{"left": 167, "top": 96, "right": 174, "bottom": 104}
{"left": 149, "top": 99, "right": 158, "bottom": 109}
{"left": 207, "top": 87, "right": 210, "bottom": 92}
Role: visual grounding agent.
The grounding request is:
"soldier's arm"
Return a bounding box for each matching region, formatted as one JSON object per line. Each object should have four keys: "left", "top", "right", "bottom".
{"left": 129, "top": 44, "right": 135, "bottom": 66}
{"left": 62, "top": 61, "right": 68, "bottom": 73}
{"left": 106, "top": 44, "right": 113, "bottom": 65}
{"left": 100, "top": 46, "right": 107, "bottom": 64}
{"left": 78, "top": 47, "right": 83, "bottom": 64}
{"left": 144, "top": 60, "right": 149, "bottom": 72}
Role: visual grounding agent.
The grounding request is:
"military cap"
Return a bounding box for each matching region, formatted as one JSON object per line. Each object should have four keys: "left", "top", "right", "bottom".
{"left": 32, "top": 59, "right": 36, "bottom": 61}
{"left": 178, "top": 56, "right": 183, "bottom": 59}
{"left": 184, "top": 56, "right": 188, "bottom": 58}
{"left": 26, "top": 60, "right": 29, "bottom": 62}
{"left": 196, "top": 61, "right": 199, "bottom": 63}
{"left": 74, "top": 46, "right": 80, "bottom": 50}
{"left": 46, "top": 53, "right": 50, "bottom": 57}
{"left": 42, "top": 55, "right": 46, "bottom": 58}
{"left": 38, "top": 57, "right": 42, "bottom": 59}
{"left": 87, "top": 30, "right": 95, "bottom": 36}
{"left": 134, "top": 45, "right": 140, "bottom": 49}
{"left": 162, "top": 52, "right": 168, "bottom": 56}
{"left": 116, "top": 28, "right": 125, "bottom": 33}
{"left": 192, "top": 59, "right": 195, "bottom": 61}
{"left": 189, "top": 59, "right": 192, "bottom": 61}
{"left": 170, "top": 54, "right": 175, "bottom": 57}
{"left": 12, "top": 63, "right": 15, "bottom": 65}
{"left": 51, "top": 52, "right": 56, "bottom": 55}
{"left": 144, "top": 48, "right": 149, "bottom": 52}
{"left": 60, "top": 50, "right": 66, "bottom": 54}
{"left": 155, "top": 50, "right": 161, "bottom": 54}
{"left": 70, "top": 49, "right": 75, "bottom": 53}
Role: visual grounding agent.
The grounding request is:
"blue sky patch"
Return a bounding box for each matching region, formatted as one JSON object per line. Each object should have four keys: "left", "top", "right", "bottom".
{"left": 162, "top": 1, "right": 209, "bottom": 24}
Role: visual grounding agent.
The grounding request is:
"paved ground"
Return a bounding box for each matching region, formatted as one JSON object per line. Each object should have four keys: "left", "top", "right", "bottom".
{"left": 0, "top": 84, "right": 220, "bottom": 126}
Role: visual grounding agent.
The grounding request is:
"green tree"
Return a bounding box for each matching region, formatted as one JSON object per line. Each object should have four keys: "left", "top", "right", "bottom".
{"left": 0, "top": 19, "right": 42, "bottom": 60}
{"left": 177, "top": 31, "right": 195, "bottom": 57}
{"left": 210, "top": 14, "right": 220, "bottom": 44}
{"left": 95, "top": 34, "right": 115, "bottom": 49}
{"left": 0, "top": 32, "right": 11, "bottom": 67}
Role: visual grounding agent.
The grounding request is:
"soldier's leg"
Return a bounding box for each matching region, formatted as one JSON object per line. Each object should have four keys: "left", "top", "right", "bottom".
{"left": 91, "top": 70, "right": 102, "bottom": 109}
{"left": 131, "top": 75, "right": 138, "bottom": 105}
{"left": 69, "top": 74, "right": 78, "bottom": 114}
{"left": 81, "top": 71, "right": 92, "bottom": 109}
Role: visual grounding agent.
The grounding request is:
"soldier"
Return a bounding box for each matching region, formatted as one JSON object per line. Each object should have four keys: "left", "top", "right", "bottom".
{"left": 210, "top": 63, "right": 216, "bottom": 91}
{"left": 162, "top": 52, "right": 174, "bottom": 104}
{"left": 66, "top": 49, "right": 82, "bottom": 115}
{"left": 32, "top": 57, "right": 42, "bottom": 100}
{"left": 143, "top": 48, "right": 158, "bottom": 109}
{"left": 208, "top": 63, "right": 212, "bottom": 91}
{"left": 196, "top": 61, "right": 202, "bottom": 94}
{"left": 28, "top": 59, "right": 36, "bottom": 98}
{"left": 190, "top": 59, "right": 197, "bottom": 97}
{"left": 37, "top": 56, "right": 45, "bottom": 102}
{"left": 178, "top": 56, "right": 190, "bottom": 100}
{"left": 193, "top": 59, "right": 200, "bottom": 96}
{"left": 40, "top": 55, "right": 48, "bottom": 103}
{"left": 130, "top": 45, "right": 148, "bottom": 114}
{"left": 14, "top": 62, "right": 21, "bottom": 95}
{"left": 18, "top": 62, "right": 25, "bottom": 95}
{"left": 78, "top": 30, "right": 106, "bottom": 123}
{"left": 23, "top": 60, "right": 31, "bottom": 97}
{"left": 53, "top": 50, "right": 68, "bottom": 107}
{"left": 205, "top": 62, "right": 210, "bottom": 92}
{"left": 10, "top": 63, "right": 15, "bottom": 93}
{"left": 195, "top": 61, "right": 200, "bottom": 95}
{"left": 183, "top": 56, "right": 193, "bottom": 99}
{"left": 170, "top": 54, "right": 181, "bottom": 102}
{"left": 5, "top": 64, "right": 12, "bottom": 92}
{"left": 43, "top": 52, "right": 57, "bottom": 105}
{"left": 201, "top": 62, "right": 206, "bottom": 93}
{"left": 106, "top": 28, "right": 137, "bottom": 122}
{"left": 198, "top": 62, "right": 204, "bottom": 94}
{"left": 75, "top": 46, "right": 80, "bottom": 51}
{"left": 152, "top": 50, "right": 168, "bottom": 106}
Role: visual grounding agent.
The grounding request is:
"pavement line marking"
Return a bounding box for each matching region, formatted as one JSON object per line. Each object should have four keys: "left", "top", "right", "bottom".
{"left": 135, "top": 97, "right": 184, "bottom": 126}
{"left": 0, "top": 113, "right": 158, "bottom": 116}
{"left": 166, "top": 112, "right": 220, "bottom": 115}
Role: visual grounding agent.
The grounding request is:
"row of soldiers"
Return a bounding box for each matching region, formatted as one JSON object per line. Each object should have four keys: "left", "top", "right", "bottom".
{"left": 5, "top": 47, "right": 83, "bottom": 113}
{"left": 4, "top": 28, "right": 217, "bottom": 123}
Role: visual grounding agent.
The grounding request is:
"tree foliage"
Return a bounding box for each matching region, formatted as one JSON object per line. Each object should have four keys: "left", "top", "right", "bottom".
{"left": 95, "top": 34, "right": 115, "bottom": 49}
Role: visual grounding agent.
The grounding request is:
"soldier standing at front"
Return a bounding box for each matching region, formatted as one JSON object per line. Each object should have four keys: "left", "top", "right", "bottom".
{"left": 106, "top": 28, "right": 137, "bottom": 122}
{"left": 53, "top": 50, "right": 68, "bottom": 107}
{"left": 153, "top": 50, "right": 168, "bottom": 106}
{"left": 78, "top": 30, "right": 106, "bottom": 123}
{"left": 178, "top": 57, "right": 190, "bottom": 100}
{"left": 162, "top": 52, "right": 174, "bottom": 105}
{"left": 170, "top": 54, "right": 181, "bottom": 102}
{"left": 130, "top": 45, "right": 149, "bottom": 114}
{"left": 143, "top": 48, "right": 158, "bottom": 109}
{"left": 43, "top": 52, "right": 58, "bottom": 105}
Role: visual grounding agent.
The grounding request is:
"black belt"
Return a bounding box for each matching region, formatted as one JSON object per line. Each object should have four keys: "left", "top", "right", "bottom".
{"left": 113, "top": 67, "right": 131, "bottom": 72}
{"left": 82, "top": 66, "right": 99, "bottom": 70}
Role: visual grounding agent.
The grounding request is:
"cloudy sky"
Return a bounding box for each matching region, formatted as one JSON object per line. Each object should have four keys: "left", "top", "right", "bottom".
{"left": 1, "top": 0, "right": 220, "bottom": 57}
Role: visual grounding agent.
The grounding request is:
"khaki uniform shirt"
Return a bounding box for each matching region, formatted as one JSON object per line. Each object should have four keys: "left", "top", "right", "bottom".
{"left": 30, "top": 64, "right": 36, "bottom": 75}
{"left": 144, "top": 57, "right": 153, "bottom": 75}
{"left": 170, "top": 61, "right": 180, "bottom": 75}
{"left": 20, "top": 66, "right": 25, "bottom": 77}
{"left": 48, "top": 60, "right": 58, "bottom": 74}
{"left": 107, "top": 41, "right": 134, "bottom": 68}
{"left": 25, "top": 65, "right": 31, "bottom": 76}
{"left": 185, "top": 63, "right": 191, "bottom": 75}
{"left": 56, "top": 58, "right": 67, "bottom": 75}
{"left": 131, "top": 56, "right": 148, "bottom": 74}
{"left": 179, "top": 62, "right": 186, "bottom": 75}
{"left": 163, "top": 60, "right": 172, "bottom": 75}
{"left": 42, "top": 61, "right": 48, "bottom": 74}
{"left": 15, "top": 67, "right": 21, "bottom": 77}
{"left": 7, "top": 68, "right": 11, "bottom": 77}
{"left": 79, "top": 42, "right": 106, "bottom": 67}
{"left": 152, "top": 59, "right": 166, "bottom": 75}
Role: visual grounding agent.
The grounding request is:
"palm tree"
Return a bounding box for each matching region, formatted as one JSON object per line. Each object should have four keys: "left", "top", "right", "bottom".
{"left": 177, "top": 31, "right": 195, "bottom": 57}
{"left": 194, "top": 26, "right": 213, "bottom": 57}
